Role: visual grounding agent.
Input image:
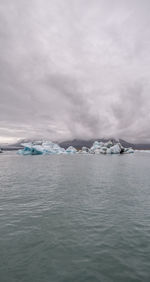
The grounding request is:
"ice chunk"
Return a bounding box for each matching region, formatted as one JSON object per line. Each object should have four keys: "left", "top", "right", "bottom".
{"left": 42, "top": 141, "right": 65, "bottom": 154}
{"left": 100, "top": 147, "right": 107, "bottom": 154}
{"left": 108, "top": 143, "right": 122, "bottom": 154}
{"left": 104, "top": 140, "right": 113, "bottom": 148}
{"left": 80, "top": 147, "right": 89, "bottom": 154}
{"left": 124, "top": 148, "right": 134, "bottom": 154}
{"left": 66, "top": 146, "right": 77, "bottom": 154}
{"left": 18, "top": 141, "right": 66, "bottom": 155}
{"left": 90, "top": 140, "right": 134, "bottom": 154}
{"left": 18, "top": 145, "right": 43, "bottom": 155}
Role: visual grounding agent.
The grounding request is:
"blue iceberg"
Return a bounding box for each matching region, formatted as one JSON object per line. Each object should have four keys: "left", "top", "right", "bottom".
{"left": 18, "top": 141, "right": 66, "bottom": 155}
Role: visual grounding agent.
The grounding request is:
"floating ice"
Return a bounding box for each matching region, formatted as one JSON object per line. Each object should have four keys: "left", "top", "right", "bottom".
{"left": 78, "top": 147, "right": 89, "bottom": 154}
{"left": 123, "top": 147, "right": 134, "bottom": 154}
{"left": 18, "top": 140, "right": 134, "bottom": 155}
{"left": 66, "top": 146, "right": 77, "bottom": 154}
{"left": 89, "top": 140, "right": 134, "bottom": 154}
{"left": 18, "top": 141, "right": 66, "bottom": 155}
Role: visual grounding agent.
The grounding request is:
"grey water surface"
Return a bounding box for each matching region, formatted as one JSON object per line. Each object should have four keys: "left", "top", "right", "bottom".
{"left": 0, "top": 152, "right": 150, "bottom": 282}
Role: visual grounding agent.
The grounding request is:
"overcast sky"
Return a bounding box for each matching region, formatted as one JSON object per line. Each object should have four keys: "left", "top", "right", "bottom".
{"left": 0, "top": 0, "right": 150, "bottom": 143}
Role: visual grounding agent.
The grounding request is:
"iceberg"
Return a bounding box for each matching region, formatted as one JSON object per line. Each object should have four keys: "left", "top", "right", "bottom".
{"left": 18, "top": 141, "right": 66, "bottom": 155}
{"left": 42, "top": 141, "right": 66, "bottom": 154}
{"left": 17, "top": 139, "right": 134, "bottom": 156}
{"left": 89, "top": 140, "right": 134, "bottom": 155}
{"left": 80, "top": 147, "right": 89, "bottom": 154}
{"left": 18, "top": 142, "right": 43, "bottom": 155}
{"left": 66, "top": 146, "right": 77, "bottom": 154}
{"left": 123, "top": 147, "right": 134, "bottom": 154}
{"left": 106, "top": 143, "right": 122, "bottom": 154}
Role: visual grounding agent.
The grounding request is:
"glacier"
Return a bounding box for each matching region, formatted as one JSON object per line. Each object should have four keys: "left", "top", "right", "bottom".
{"left": 18, "top": 140, "right": 134, "bottom": 155}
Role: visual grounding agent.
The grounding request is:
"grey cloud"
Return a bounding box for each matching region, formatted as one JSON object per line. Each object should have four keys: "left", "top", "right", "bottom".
{"left": 0, "top": 0, "right": 150, "bottom": 143}
{"left": 45, "top": 74, "right": 101, "bottom": 135}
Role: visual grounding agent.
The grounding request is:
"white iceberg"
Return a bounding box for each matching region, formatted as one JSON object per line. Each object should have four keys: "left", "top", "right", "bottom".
{"left": 89, "top": 140, "right": 134, "bottom": 155}
{"left": 66, "top": 146, "right": 77, "bottom": 154}
{"left": 79, "top": 147, "right": 89, "bottom": 154}
{"left": 123, "top": 147, "right": 134, "bottom": 154}
{"left": 106, "top": 143, "right": 122, "bottom": 154}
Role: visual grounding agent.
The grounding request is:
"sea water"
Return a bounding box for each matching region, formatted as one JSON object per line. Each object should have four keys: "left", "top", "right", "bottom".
{"left": 0, "top": 152, "right": 150, "bottom": 282}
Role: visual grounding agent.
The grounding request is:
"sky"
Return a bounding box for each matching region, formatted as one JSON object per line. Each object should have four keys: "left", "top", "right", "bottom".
{"left": 0, "top": 0, "right": 150, "bottom": 143}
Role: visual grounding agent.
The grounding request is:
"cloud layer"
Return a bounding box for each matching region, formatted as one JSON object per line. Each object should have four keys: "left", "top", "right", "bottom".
{"left": 0, "top": 0, "right": 150, "bottom": 143}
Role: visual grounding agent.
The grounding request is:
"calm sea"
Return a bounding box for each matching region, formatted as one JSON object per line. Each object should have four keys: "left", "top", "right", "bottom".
{"left": 0, "top": 151, "right": 150, "bottom": 282}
